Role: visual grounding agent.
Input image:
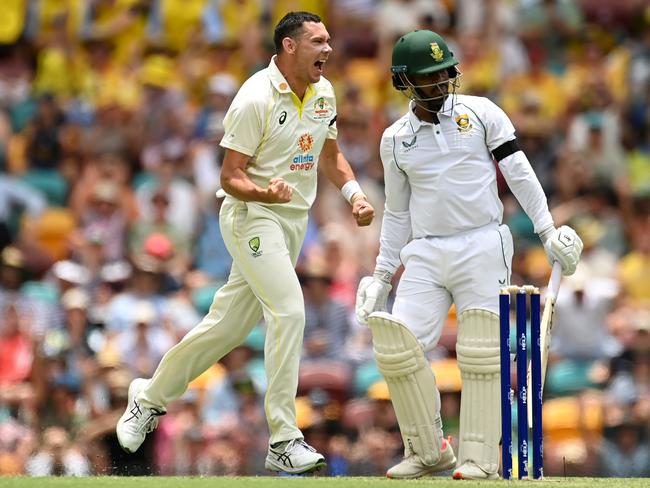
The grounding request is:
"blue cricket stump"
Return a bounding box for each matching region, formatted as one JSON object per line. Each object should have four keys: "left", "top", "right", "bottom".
{"left": 499, "top": 285, "right": 543, "bottom": 480}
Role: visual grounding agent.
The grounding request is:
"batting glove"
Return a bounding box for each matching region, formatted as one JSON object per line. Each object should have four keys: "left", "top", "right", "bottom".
{"left": 355, "top": 270, "right": 392, "bottom": 324}
{"left": 539, "top": 225, "right": 584, "bottom": 276}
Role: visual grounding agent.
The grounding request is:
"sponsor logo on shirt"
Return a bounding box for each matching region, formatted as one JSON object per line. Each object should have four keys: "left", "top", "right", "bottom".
{"left": 401, "top": 135, "right": 418, "bottom": 152}
{"left": 313, "top": 97, "right": 332, "bottom": 120}
{"left": 291, "top": 133, "right": 316, "bottom": 170}
{"left": 298, "top": 133, "right": 314, "bottom": 152}
{"left": 291, "top": 154, "right": 314, "bottom": 171}
{"left": 455, "top": 114, "right": 473, "bottom": 133}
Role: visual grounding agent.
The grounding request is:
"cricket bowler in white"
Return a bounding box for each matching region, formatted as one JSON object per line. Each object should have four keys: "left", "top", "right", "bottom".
{"left": 116, "top": 11, "right": 374, "bottom": 474}
{"left": 355, "top": 30, "right": 583, "bottom": 480}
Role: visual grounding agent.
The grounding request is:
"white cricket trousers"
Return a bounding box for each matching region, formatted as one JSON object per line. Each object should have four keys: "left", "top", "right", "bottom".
{"left": 392, "top": 222, "right": 514, "bottom": 350}
{"left": 139, "top": 198, "right": 308, "bottom": 444}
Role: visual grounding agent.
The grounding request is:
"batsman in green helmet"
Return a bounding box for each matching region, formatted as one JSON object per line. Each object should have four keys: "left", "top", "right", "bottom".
{"left": 390, "top": 29, "right": 461, "bottom": 115}
{"left": 356, "top": 30, "right": 583, "bottom": 480}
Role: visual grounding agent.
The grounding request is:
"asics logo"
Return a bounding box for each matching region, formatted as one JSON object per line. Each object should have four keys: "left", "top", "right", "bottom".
{"left": 124, "top": 401, "right": 143, "bottom": 423}
{"left": 269, "top": 449, "right": 294, "bottom": 468}
{"left": 279, "top": 111, "right": 287, "bottom": 125}
{"left": 124, "top": 400, "right": 163, "bottom": 433}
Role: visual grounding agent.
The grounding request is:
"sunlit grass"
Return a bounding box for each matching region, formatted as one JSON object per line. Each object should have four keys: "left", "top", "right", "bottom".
{"left": 1, "top": 476, "right": 647, "bottom": 488}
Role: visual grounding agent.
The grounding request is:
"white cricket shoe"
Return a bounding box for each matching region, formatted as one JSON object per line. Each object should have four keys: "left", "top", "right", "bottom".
{"left": 452, "top": 460, "right": 500, "bottom": 480}
{"left": 265, "top": 438, "right": 326, "bottom": 474}
{"left": 386, "top": 437, "right": 456, "bottom": 479}
{"left": 116, "top": 378, "right": 165, "bottom": 453}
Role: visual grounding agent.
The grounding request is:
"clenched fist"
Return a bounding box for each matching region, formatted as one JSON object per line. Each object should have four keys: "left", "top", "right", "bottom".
{"left": 352, "top": 197, "right": 375, "bottom": 227}
{"left": 265, "top": 178, "right": 293, "bottom": 203}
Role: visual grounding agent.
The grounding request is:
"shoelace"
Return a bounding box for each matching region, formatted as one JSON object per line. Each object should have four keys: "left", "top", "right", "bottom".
{"left": 146, "top": 408, "right": 165, "bottom": 433}
{"left": 129, "top": 401, "right": 164, "bottom": 434}
{"left": 285, "top": 438, "right": 317, "bottom": 454}
{"left": 144, "top": 414, "right": 160, "bottom": 433}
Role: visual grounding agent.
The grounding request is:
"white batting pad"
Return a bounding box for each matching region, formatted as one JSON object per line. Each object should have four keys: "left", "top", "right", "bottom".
{"left": 456, "top": 309, "right": 501, "bottom": 475}
{"left": 368, "top": 312, "right": 442, "bottom": 466}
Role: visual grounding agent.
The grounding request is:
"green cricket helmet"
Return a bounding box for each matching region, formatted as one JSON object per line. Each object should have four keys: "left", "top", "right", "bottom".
{"left": 390, "top": 30, "right": 461, "bottom": 113}
{"left": 391, "top": 30, "right": 458, "bottom": 84}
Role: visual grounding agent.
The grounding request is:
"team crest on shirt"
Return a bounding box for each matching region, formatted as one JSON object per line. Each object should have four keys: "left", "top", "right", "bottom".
{"left": 312, "top": 97, "right": 332, "bottom": 120}
{"left": 455, "top": 114, "right": 473, "bottom": 133}
{"left": 248, "top": 237, "right": 262, "bottom": 257}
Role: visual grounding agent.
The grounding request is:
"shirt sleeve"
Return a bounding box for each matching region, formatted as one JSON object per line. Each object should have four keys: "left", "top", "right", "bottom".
{"left": 482, "top": 97, "right": 517, "bottom": 151}
{"left": 327, "top": 113, "right": 338, "bottom": 139}
{"left": 481, "top": 97, "right": 554, "bottom": 234}
{"left": 327, "top": 91, "right": 338, "bottom": 139}
{"left": 498, "top": 151, "right": 554, "bottom": 234}
{"left": 219, "top": 90, "right": 265, "bottom": 156}
{"left": 375, "top": 133, "right": 412, "bottom": 275}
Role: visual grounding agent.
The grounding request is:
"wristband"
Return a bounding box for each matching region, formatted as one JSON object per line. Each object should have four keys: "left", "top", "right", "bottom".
{"left": 538, "top": 225, "right": 556, "bottom": 245}
{"left": 341, "top": 180, "right": 364, "bottom": 204}
{"left": 351, "top": 192, "right": 368, "bottom": 204}
{"left": 373, "top": 268, "right": 393, "bottom": 283}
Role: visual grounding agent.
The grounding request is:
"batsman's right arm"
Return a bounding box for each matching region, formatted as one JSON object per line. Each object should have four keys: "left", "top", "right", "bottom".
{"left": 375, "top": 135, "right": 412, "bottom": 275}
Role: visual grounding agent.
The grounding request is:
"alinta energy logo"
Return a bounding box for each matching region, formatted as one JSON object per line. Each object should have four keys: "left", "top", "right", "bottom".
{"left": 291, "top": 133, "right": 315, "bottom": 171}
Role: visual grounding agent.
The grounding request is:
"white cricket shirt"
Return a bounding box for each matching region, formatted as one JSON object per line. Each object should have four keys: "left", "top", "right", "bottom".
{"left": 220, "top": 56, "right": 338, "bottom": 212}
{"left": 376, "top": 94, "right": 554, "bottom": 274}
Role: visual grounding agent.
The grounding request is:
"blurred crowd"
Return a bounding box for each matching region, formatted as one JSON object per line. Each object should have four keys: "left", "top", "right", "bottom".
{"left": 0, "top": 0, "right": 649, "bottom": 478}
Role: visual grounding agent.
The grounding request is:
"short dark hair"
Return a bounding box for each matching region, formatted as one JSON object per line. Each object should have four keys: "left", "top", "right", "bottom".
{"left": 273, "top": 11, "right": 322, "bottom": 54}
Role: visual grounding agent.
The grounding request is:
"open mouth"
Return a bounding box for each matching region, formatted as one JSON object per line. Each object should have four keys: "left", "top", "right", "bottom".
{"left": 314, "top": 60, "right": 325, "bottom": 73}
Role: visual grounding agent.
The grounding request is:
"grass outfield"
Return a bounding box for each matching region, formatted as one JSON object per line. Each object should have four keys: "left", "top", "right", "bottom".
{"left": 1, "top": 477, "right": 647, "bottom": 488}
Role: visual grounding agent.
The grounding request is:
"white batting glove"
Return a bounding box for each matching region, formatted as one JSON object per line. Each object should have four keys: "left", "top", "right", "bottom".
{"left": 355, "top": 270, "right": 392, "bottom": 324}
{"left": 539, "top": 225, "right": 584, "bottom": 276}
